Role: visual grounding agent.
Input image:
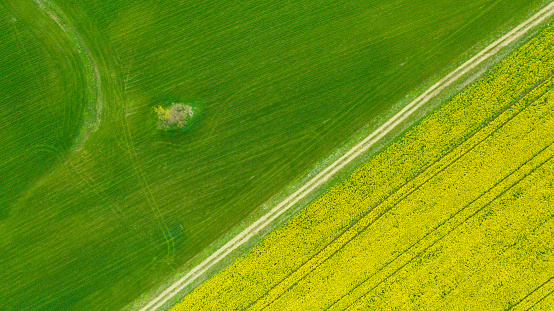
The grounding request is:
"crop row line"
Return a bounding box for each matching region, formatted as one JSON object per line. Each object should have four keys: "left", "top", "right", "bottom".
{"left": 244, "top": 69, "right": 554, "bottom": 311}
{"left": 524, "top": 287, "right": 554, "bottom": 311}
{"left": 509, "top": 276, "right": 554, "bottom": 310}
{"left": 339, "top": 129, "right": 554, "bottom": 310}
{"left": 405, "top": 212, "right": 554, "bottom": 311}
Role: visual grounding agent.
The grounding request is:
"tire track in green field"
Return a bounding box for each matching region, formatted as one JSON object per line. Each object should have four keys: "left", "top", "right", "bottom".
{"left": 11, "top": 1, "right": 176, "bottom": 307}
{"left": 342, "top": 140, "right": 554, "bottom": 311}
{"left": 34, "top": 0, "right": 175, "bottom": 258}
{"left": 119, "top": 115, "right": 176, "bottom": 257}
{"left": 0, "top": 0, "right": 109, "bottom": 227}
{"left": 109, "top": 30, "right": 176, "bottom": 258}
{"left": 242, "top": 69, "right": 554, "bottom": 311}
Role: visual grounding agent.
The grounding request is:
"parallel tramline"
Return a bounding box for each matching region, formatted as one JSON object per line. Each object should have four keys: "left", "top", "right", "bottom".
{"left": 339, "top": 95, "right": 554, "bottom": 309}
{"left": 521, "top": 284, "right": 554, "bottom": 310}
{"left": 349, "top": 166, "right": 554, "bottom": 309}
{"left": 342, "top": 138, "right": 554, "bottom": 310}
{"left": 266, "top": 88, "right": 554, "bottom": 310}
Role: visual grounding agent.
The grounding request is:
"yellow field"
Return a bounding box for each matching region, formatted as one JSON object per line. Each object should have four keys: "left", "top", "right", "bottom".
{"left": 172, "top": 24, "right": 554, "bottom": 311}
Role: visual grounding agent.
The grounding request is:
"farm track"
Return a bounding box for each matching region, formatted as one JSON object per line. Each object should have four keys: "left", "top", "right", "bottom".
{"left": 141, "top": 3, "right": 554, "bottom": 310}
{"left": 244, "top": 68, "right": 554, "bottom": 311}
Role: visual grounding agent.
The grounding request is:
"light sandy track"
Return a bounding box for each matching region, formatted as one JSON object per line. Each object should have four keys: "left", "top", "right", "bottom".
{"left": 140, "top": 3, "right": 554, "bottom": 310}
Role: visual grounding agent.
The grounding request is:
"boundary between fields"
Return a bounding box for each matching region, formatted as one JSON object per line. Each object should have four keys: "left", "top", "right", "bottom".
{"left": 140, "top": 2, "right": 554, "bottom": 310}
{"left": 246, "top": 69, "right": 554, "bottom": 311}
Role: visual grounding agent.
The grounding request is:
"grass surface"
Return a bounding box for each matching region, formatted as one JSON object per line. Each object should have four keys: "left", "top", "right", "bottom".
{"left": 171, "top": 23, "right": 554, "bottom": 310}
{"left": 0, "top": 0, "right": 548, "bottom": 310}
{"left": 0, "top": 0, "right": 88, "bottom": 218}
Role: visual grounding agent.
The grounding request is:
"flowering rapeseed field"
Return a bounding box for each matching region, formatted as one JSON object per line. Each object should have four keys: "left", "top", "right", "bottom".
{"left": 172, "top": 23, "right": 554, "bottom": 311}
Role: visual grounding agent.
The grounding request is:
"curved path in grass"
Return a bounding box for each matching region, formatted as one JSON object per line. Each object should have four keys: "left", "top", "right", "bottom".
{"left": 0, "top": 0, "right": 96, "bottom": 218}
{"left": 140, "top": 2, "right": 554, "bottom": 310}
{"left": 34, "top": 0, "right": 102, "bottom": 150}
{"left": 33, "top": 0, "right": 178, "bottom": 268}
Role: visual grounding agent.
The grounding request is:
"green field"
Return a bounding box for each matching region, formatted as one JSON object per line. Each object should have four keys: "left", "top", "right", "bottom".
{"left": 0, "top": 0, "right": 89, "bottom": 217}
{"left": 0, "top": 0, "right": 548, "bottom": 310}
{"left": 173, "top": 20, "right": 554, "bottom": 311}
